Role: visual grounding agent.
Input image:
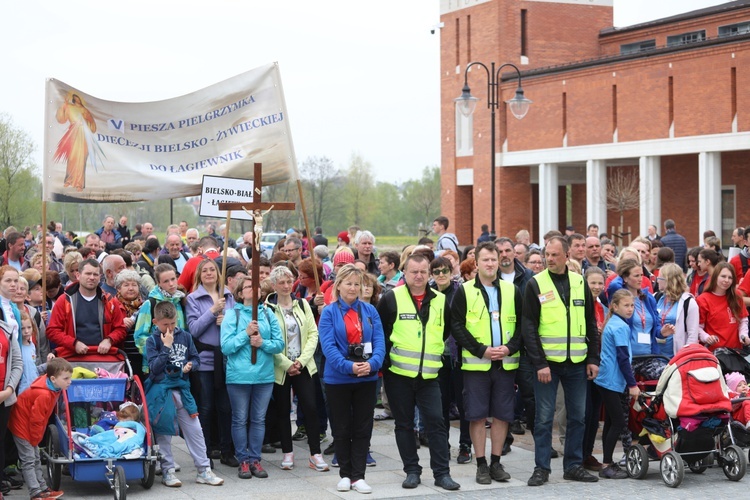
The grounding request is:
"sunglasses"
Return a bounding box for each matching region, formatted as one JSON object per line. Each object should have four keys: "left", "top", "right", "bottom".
{"left": 432, "top": 268, "right": 451, "bottom": 275}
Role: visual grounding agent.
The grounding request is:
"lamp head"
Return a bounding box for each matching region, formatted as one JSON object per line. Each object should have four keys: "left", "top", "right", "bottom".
{"left": 454, "top": 84, "right": 479, "bottom": 117}
{"left": 506, "top": 88, "right": 532, "bottom": 120}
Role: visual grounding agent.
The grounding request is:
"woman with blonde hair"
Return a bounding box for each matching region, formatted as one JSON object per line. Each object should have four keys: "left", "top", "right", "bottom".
{"left": 317, "top": 265, "right": 385, "bottom": 493}
{"left": 654, "top": 263, "right": 699, "bottom": 356}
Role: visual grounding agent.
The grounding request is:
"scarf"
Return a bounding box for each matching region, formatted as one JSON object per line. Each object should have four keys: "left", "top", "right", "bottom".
{"left": 117, "top": 293, "right": 143, "bottom": 317}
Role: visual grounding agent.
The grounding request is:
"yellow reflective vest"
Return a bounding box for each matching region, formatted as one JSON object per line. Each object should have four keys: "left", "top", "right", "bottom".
{"left": 388, "top": 286, "right": 446, "bottom": 379}
{"left": 460, "top": 278, "right": 519, "bottom": 371}
{"left": 533, "top": 270, "right": 587, "bottom": 363}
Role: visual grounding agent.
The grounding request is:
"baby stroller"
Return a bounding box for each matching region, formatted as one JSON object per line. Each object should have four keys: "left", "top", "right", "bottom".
{"left": 42, "top": 348, "right": 157, "bottom": 500}
{"left": 625, "top": 344, "right": 747, "bottom": 488}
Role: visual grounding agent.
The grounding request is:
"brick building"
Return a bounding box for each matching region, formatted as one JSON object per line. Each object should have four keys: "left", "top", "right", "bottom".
{"left": 440, "top": 0, "right": 750, "bottom": 249}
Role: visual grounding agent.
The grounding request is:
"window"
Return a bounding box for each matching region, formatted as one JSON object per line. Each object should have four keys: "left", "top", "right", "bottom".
{"left": 521, "top": 10, "right": 528, "bottom": 57}
{"left": 455, "top": 107, "right": 473, "bottom": 157}
{"left": 722, "top": 187, "right": 736, "bottom": 249}
{"left": 667, "top": 30, "right": 706, "bottom": 46}
{"left": 719, "top": 21, "right": 750, "bottom": 37}
{"left": 620, "top": 39, "right": 656, "bottom": 55}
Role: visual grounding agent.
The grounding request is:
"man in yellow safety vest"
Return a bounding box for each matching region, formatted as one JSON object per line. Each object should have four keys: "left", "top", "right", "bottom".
{"left": 522, "top": 236, "right": 600, "bottom": 487}
{"left": 376, "top": 253, "right": 459, "bottom": 492}
{"left": 451, "top": 242, "right": 523, "bottom": 485}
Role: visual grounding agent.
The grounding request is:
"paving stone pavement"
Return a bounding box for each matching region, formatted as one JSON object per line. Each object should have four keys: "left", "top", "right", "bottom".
{"left": 19, "top": 418, "right": 750, "bottom": 499}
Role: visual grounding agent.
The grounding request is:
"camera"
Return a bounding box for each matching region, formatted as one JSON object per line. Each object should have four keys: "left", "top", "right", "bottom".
{"left": 347, "top": 343, "right": 370, "bottom": 362}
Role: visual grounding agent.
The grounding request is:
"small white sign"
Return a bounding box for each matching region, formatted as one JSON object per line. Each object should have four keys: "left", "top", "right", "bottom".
{"left": 199, "top": 175, "right": 255, "bottom": 221}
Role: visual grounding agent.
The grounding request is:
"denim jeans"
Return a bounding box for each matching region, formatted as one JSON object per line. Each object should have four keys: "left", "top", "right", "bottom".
{"left": 583, "top": 378, "right": 603, "bottom": 458}
{"left": 516, "top": 354, "right": 537, "bottom": 434}
{"left": 384, "top": 371, "right": 451, "bottom": 480}
{"left": 227, "top": 383, "right": 274, "bottom": 463}
{"left": 197, "top": 371, "right": 233, "bottom": 455}
{"left": 533, "top": 362, "right": 587, "bottom": 472}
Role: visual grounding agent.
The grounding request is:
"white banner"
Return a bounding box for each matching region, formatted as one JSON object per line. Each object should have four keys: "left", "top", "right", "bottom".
{"left": 199, "top": 175, "right": 255, "bottom": 221}
{"left": 43, "top": 62, "right": 298, "bottom": 202}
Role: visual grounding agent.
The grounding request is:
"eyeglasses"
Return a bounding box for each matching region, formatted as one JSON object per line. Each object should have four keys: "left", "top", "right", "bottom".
{"left": 527, "top": 260, "right": 544, "bottom": 266}
{"left": 242, "top": 285, "right": 254, "bottom": 291}
{"left": 432, "top": 268, "right": 451, "bottom": 275}
{"left": 283, "top": 247, "right": 300, "bottom": 254}
{"left": 656, "top": 276, "right": 666, "bottom": 281}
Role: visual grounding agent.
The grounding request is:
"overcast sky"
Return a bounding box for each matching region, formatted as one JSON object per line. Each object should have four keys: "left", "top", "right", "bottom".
{"left": 0, "top": 0, "right": 729, "bottom": 183}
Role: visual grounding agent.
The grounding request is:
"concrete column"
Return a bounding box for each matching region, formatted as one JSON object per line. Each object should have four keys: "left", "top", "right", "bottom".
{"left": 586, "top": 160, "right": 607, "bottom": 232}
{"left": 539, "top": 163, "right": 559, "bottom": 238}
{"left": 698, "top": 152, "right": 722, "bottom": 242}
{"left": 639, "top": 156, "right": 661, "bottom": 238}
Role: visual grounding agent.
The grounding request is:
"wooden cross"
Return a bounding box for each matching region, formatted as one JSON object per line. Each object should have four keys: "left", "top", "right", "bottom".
{"left": 219, "top": 162, "right": 295, "bottom": 363}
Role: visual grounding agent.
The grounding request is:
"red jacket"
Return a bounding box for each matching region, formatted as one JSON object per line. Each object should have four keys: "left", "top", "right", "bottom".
{"left": 9, "top": 375, "right": 61, "bottom": 445}
{"left": 46, "top": 282, "right": 127, "bottom": 358}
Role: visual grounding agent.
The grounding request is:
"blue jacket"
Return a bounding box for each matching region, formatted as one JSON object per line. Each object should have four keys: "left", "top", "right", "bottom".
{"left": 318, "top": 298, "right": 385, "bottom": 385}
{"left": 661, "top": 229, "right": 688, "bottom": 272}
{"left": 220, "top": 303, "right": 284, "bottom": 385}
{"left": 606, "top": 276, "right": 662, "bottom": 355}
{"left": 144, "top": 375, "right": 197, "bottom": 436}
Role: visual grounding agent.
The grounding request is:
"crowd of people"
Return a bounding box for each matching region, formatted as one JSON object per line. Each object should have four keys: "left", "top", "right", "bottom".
{"left": 0, "top": 214, "right": 749, "bottom": 497}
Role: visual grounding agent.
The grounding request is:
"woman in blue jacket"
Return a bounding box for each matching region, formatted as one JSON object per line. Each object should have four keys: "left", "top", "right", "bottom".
{"left": 221, "top": 274, "right": 283, "bottom": 480}
{"left": 318, "top": 264, "right": 385, "bottom": 494}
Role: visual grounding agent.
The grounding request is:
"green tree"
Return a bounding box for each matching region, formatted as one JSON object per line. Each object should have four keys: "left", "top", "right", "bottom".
{"left": 401, "top": 166, "right": 441, "bottom": 233}
{"left": 0, "top": 114, "right": 39, "bottom": 228}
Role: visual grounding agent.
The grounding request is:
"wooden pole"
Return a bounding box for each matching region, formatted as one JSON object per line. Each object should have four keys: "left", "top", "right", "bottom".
{"left": 296, "top": 179, "right": 321, "bottom": 294}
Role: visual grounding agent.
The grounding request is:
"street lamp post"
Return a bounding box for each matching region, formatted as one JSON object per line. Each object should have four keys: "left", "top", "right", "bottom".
{"left": 455, "top": 62, "right": 531, "bottom": 240}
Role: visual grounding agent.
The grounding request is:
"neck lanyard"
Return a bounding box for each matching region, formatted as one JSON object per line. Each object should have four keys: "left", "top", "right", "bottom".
{"left": 660, "top": 299, "right": 674, "bottom": 326}
{"left": 635, "top": 297, "right": 647, "bottom": 330}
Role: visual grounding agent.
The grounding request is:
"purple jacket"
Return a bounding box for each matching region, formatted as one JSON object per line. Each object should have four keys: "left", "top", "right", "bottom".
{"left": 186, "top": 284, "right": 235, "bottom": 371}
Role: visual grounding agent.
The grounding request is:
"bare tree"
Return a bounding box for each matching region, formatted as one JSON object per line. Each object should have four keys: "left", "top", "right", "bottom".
{"left": 299, "top": 156, "right": 341, "bottom": 228}
{"left": 606, "top": 169, "right": 639, "bottom": 243}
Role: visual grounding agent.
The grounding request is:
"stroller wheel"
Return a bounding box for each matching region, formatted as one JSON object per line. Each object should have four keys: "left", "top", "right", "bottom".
{"left": 688, "top": 457, "right": 708, "bottom": 474}
{"left": 722, "top": 444, "right": 747, "bottom": 481}
{"left": 626, "top": 444, "right": 649, "bottom": 479}
{"left": 660, "top": 451, "right": 684, "bottom": 488}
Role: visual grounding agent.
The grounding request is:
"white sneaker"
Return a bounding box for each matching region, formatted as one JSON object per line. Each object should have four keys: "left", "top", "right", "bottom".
{"left": 351, "top": 479, "right": 372, "bottom": 494}
{"left": 196, "top": 468, "right": 224, "bottom": 486}
{"left": 281, "top": 452, "right": 294, "bottom": 470}
{"left": 161, "top": 468, "right": 182, "bottom": 487}
{"left": 309, "top": 454, "right": 329, "bottom": 472}
{"left": 337, "top": 477, "right": 351, "bottom": 491}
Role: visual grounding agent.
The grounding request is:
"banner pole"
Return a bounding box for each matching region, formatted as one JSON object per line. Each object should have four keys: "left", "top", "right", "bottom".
{"left": 296, "top": 180, "right": 321, "bottom": 294}
{"left": 41, "top": 201, "right": 48, "bottom": 314}
{"left": 220, "top": 211, "right": 232, "bottom": 292}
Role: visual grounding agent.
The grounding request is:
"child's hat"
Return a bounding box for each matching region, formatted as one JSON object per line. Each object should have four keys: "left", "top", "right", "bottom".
{"left": 725, "top": 372, "right": 746, "bottom": 392}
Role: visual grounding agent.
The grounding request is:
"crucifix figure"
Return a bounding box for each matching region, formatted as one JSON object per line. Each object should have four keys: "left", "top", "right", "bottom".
{"left": 219, "top": 162, "right": 295, "bottom": 363}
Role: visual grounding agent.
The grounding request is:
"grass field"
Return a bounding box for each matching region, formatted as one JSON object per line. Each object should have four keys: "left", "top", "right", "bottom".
{"left": 374, "top": 235, "right": 425, "bottom": 253}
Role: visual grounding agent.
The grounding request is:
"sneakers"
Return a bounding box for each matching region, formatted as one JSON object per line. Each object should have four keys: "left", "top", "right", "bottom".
{"left": 351, "top": 479, "right": 372, "bottom": 493}
{"left": 599, "top": 463, "right": 628, "bottom": 479}
{"left": 238, "top": 461, "right": 253, "bottom": 479}
{"left": 563, "top": 464, "right": 599, "bottom": 482}
{"left": 476, "top": 463, "right": 492, "bottom": 484}
{"left": 618, "top": 453, "right": 627, "bottom": 467}
{"left": 249, "top": 460, "right": 268, "bottom": 478}
{"left": 196, "top": 468, "right": 224, "bottom": 486}
{"left": 161, "top": 468, "right": 182, "bottom": 487}
{"left": 292, "top": 425, "right": 307, "bottom": 441}
{"left": 261, "top": 443, "right": 277, "bottom": 453}
{"left": 281, "top": 452, "right": 295, "bottom": 470}
{"left": 457, "top": 445, "right": 472, "bottom": 464}
{"left": 331, "top": 454, "right": 339, "bottom": 467}
{"left": 220, "top": 453, "right": 239, "bottom": 467}
{"left": 309, "top": 454, "right": 329, "bottom": 471}
{"left": 323, "top": 441, "right": 336, "bottom": 455}
{"left": 490, "top": 462, "right": 511, "bottom": 481}
{"left": 337, "top": 477, "right": 351, "bottom": 491}
{"left": 583, "top": 455, "right": 603, "bottom": 471}
{"left": 32, "top": 490, "right": 65, "bottom": 499}
{"left": 366, "top": 451, "right": 376, "bottom": 466}
{"left": 510, "top": 419, "right": 526, "bottom": 435}
{"left": 527, "top": 467, "right": 550, "bottom": 486}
